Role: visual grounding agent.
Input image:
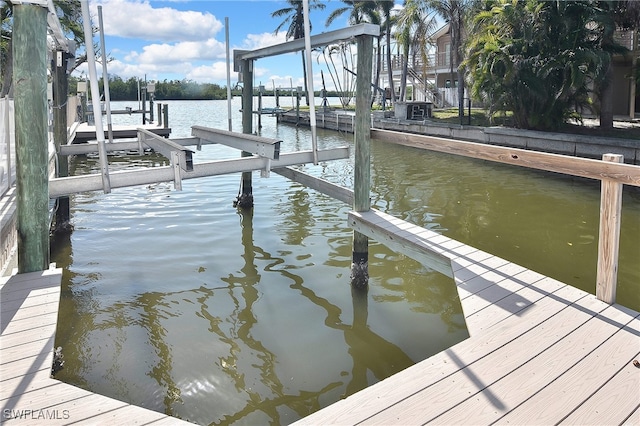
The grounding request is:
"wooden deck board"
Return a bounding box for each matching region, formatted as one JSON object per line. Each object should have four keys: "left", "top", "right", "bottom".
{"left": 294, "top": 209, "right": 640, "bottom": 425}
{"left": 500, "top": 309, "right": 640, "bottom": 425}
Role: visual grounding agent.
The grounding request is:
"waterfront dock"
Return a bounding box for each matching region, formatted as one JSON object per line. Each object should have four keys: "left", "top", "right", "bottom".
{"left": 0, "top": 267, "right": 193, "bottom": 425}
{"left": 2, "top": 210, "right": 638, "bottom": 425}
{"left": 294, "top": 209, "right": 640, "bottom": 425}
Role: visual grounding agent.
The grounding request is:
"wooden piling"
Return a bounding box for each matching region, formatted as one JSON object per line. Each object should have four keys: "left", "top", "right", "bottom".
{"left": 13, "top": 3, "right": 50, "bottom": 272}
{"left": 52, "top": 48, "right": 72, "bottom": 233}
{"left": 350, "top": 34, "right": 373, "bottom": 289}
{"left": 236, "top": 58, "right": 254, "bottom": 209}
{"left": 596, "top": 153, "right": 624, "bottom": 304}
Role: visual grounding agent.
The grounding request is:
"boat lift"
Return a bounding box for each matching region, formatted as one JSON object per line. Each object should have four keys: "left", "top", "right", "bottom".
{"left": 49, "top": 23, "right": 380, "bottom": 200}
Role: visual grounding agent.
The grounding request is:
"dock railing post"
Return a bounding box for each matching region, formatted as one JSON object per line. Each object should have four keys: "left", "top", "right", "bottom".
{"left": 13, "top": 2, "right": 50, "bottom": 272}
{"left": 350, "top": 34, "right": 373, "bottom": 289}
{"left": 596, "top": 153, "right": 624, "bottom": 304}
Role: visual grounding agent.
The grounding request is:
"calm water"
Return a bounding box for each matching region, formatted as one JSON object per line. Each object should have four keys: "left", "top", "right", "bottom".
{"left": 52, "top": 99, "right": 640, "bottom": 425}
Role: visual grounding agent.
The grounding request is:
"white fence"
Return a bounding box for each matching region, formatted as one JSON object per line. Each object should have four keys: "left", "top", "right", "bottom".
{"left": 1, "top": 98, "right": 16, "bottom": 197}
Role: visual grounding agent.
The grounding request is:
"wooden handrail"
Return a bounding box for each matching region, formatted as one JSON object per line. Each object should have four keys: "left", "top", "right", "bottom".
{"left": 372, "top": 128, "right": 639, "bottom": 304}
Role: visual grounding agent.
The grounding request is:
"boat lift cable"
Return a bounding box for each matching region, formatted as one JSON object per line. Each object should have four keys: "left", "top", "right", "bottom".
{"left": 303, "top": 0, "right": 318, "bottom": 165}
{"left": 81, "top": 0, "right": 111, "bottom": 193}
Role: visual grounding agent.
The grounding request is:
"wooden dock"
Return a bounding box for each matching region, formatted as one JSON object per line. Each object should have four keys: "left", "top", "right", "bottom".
{"left": 294, "top": 209, "right": 640, "bottom": 425}
{"left": 0, "top": 267, "right": 193, "bottom": 425}
{"left": 1, "top": 212, "right": 638, "bottom": 425}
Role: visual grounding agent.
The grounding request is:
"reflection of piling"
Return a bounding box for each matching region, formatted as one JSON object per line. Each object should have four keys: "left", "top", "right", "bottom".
{"left": 350, "top": 34, "right": 373, "bottom": 289}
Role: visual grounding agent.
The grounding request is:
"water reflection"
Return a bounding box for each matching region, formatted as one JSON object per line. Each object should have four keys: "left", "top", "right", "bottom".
{"left": 51, "top": 100, "right": 638, "bottom": 426}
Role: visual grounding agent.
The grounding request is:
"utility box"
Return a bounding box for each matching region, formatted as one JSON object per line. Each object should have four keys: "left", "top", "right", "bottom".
{"left": 394, "top": 101, "right": 433, "bottom": 120}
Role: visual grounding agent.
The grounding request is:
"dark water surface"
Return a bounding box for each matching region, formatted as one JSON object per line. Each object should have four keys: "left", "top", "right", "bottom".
{"left": 52, "top": 99, "right": 639, "bottom": 425}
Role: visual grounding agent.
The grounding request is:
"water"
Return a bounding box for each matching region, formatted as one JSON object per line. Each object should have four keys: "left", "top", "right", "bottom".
{"left": 52, "top": 99, "right": 640, "bottom": 425}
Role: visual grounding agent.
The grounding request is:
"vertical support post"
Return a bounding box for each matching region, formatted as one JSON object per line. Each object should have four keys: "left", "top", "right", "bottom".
{"left": 225, "top": 17, "right": 233, "bottom": 132}
{"left": 13, "top": 3, "right": 49, "bottom": 272}
{"left": 149, "top": 96, "right": 154, "bottom": 123}
{"left": 596, "top": 153, "right": 624, "bottom": 304}
{"left": 81, "top": 0, "right": 110, "bottom": 193}
{"left": 236, "top": 58, "right": 253, "bottom": 209}
{"left": 52, "top": 48, "right": 71, "bottom": 232}
{"left": 157, "top": 103, "right": 162, "bottom": 127}
{"left": 350, "top": 34, "right": 373, "bottom": 289}
{"left": 97, "top": 5, "right": 113, "bottom": 144}
{"left": 258, "top": 85, "right": 263, "bottom": 129}
{"left": 163, "top": 104, "right": 169, "bottom": 129}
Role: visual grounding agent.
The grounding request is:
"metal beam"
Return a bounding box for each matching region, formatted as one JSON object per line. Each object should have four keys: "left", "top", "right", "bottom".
{"left": 59, "top": 137, "right": 201, "bottom": 156}
{"left": 273, "top": 167, "right": 353, "bottom": 205}
{"left": 192, "top": 125, "right": 281, "bottom": 160}
{"left": 137, "top": 128, "right": 193, "bottom": 171}
{"left": 49, "top": 147, "right": 349, "bottom": 198}
{"left": 235, "top": 23, "right": 380, "bottom": 64}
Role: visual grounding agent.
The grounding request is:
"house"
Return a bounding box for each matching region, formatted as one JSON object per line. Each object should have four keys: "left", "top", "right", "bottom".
{"left": 379, "top": 23, "right": 638, "bottom": 118}
{"left": 378, "top": 23, "right": 463, "bottom": 109}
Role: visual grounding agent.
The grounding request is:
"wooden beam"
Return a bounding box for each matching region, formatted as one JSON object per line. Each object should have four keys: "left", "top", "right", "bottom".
{"left": 596, "top": 154, "right": 624, "bottom": 304}
{"left": 191, "top": 125, "right": 281, "bottom": 160}
{"left": 371, "top": 129, "right": 640, "bottom": 187}
{"left": 348, "top": 210, "right": 454, "bottom": 279}
{"left": 351, "top": 34, "right": 373, "bottom": 289}
{"left": 49, "top": 147, "right": 350, "bottom": 198}
{"left": 13, "top": 3, "right": 50, "bottom": 272}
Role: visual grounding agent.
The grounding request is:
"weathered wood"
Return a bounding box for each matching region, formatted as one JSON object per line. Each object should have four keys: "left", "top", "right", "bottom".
{"left": 13, "top": 4, "right": 49, "bottom": 273}
{"left": 371, "top": 129, "right": 640, "bottom": 187}
{"left": 238, "top": 58, "right": 254, "bottom": 208}
{"left": 351, "top": 34, "right": 373, "bottom": 289}
{"left": 348, "top": 210, "right": 453, "bottom": 278}
{"left": 52, "top": 48, "right": 71, "bottom": 231}
{"left": 596, "top": 154, "right": 624, "bottom": 304}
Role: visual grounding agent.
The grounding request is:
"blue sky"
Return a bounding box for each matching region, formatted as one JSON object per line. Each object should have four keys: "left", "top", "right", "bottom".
{"left": 80, "top": 0, "right": 403, "bottom": 91}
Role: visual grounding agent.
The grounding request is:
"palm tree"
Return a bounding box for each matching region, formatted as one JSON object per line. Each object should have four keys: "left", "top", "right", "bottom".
{"left": 272, "top": 0, "right": 326, "bottom": 106}
{"left": 426, "top": 0, "right": 468, "bottom": 118}
{"left": 377, "top": 0, "right": 397, "bottom": 104}
{"left": 325, "top": 1, "right": 383, "bottom": 105}
{"left": 394, "top": 0, "right": 437, "bottom": 102}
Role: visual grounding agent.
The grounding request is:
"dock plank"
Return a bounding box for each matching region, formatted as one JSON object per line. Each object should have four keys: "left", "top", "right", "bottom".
{"left": 295, "top": 285, "right": 591, "bottom": 425}
{"left": 362, "top": 294, "right": 611, "bottom": 425}
{"left": 295, "top": 208, "right": 640, "bottom": 425}
{"left": 428, "top": 305, "right": 639, "bottom": 425}
{"left": 499, "top": 308, "right": 639, "bottom": 425}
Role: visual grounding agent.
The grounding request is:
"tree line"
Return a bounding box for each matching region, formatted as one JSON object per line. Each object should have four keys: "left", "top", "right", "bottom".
{"left": 70, "top": 75, "right": 343, "bottom": 101}
{"left": 71, "top": 76, "right": 238, "bottom": 101}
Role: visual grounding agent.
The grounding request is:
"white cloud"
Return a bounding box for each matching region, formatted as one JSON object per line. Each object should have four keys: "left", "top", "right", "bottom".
{"left": 241, "top": 32, "right": 287, "bottom": 50}
{"left": 94, "top": 0, "right": 223, "bottom": 42}
{"left": 135, "top": 39, "right": 226, "bottom": 64}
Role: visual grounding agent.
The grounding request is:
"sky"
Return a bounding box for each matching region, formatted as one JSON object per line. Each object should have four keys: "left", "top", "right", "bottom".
{"left": 78, "top": 0, "right": 404, "bottom": 91}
